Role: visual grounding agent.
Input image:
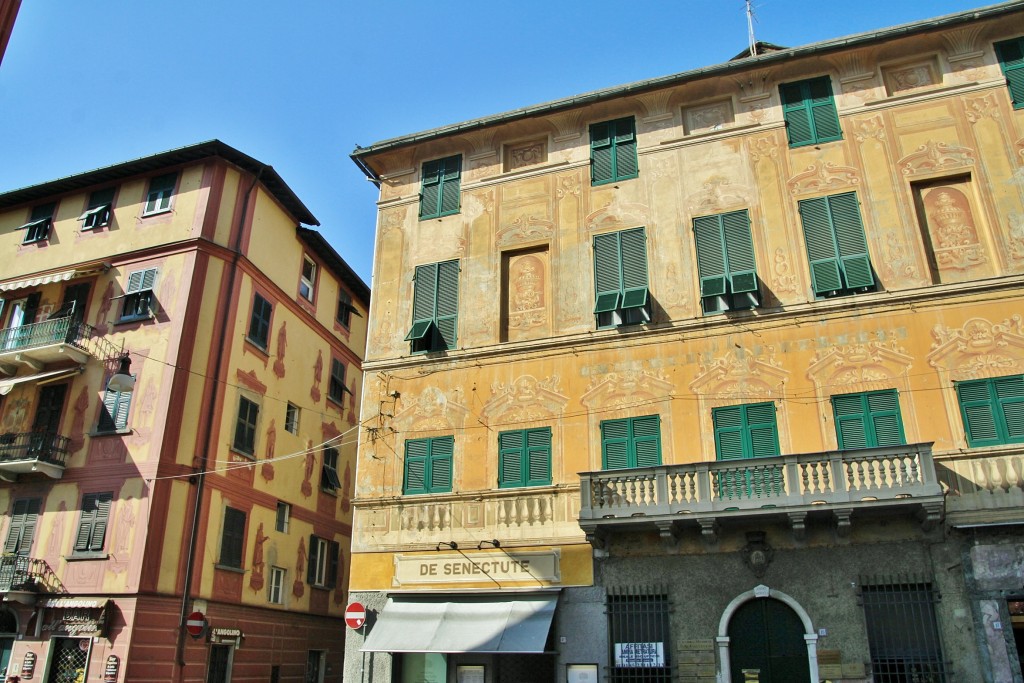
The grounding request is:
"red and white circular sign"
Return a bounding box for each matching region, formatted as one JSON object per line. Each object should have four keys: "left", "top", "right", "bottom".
{"left": 185, "top": 611, "right": 206, "bottom": 638}
{"left": 345, "top": 602, "right": 366, "bottom": 629}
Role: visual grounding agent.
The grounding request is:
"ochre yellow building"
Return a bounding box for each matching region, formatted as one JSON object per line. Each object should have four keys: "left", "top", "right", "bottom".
{"left": 0, "top": 141, "right": 368, "bottom": 682}
{"left": 347, "top": 3, "right": 1024, "bottom": 682}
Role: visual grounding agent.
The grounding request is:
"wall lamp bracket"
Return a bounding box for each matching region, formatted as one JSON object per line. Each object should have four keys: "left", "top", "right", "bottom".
{"left": 435, "top": 541, "right": 458, "bottom": 551}
{"left": 476, "top": 539, "right": 501, "bottom": 549}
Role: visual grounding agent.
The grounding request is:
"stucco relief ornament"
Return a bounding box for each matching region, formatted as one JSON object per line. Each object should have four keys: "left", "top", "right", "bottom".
{"left": 584, "top": 369, "right": 671, "bottom": 409}
{"left": 929, "top": 316, "right": 1024, "bottom": 378}
{"left": 497, "top": 215, "right": 554, "bottom": 247}
{"left": 461, "top": 191, "right": 489, "bottom": 222}
{"left": 853, "top": 116, "right": 886, "bottom": 143}
{"left": 508, "top": 257, "right": 546, "bottom": 331}
{"left": 556, "top": 172, "right": 581, "bottom": 199}
{"left": 688, "top": 175, "right": 749, "bottom": 213}
{"left": 899, "top": 140, "right": 975, "bottom": 176}
{"left": 748, "top": 136, "right": 778, "bottom": 161}
{"left": 746, "top": 101, "right": 769, "bottom": 124}
{"left": 965, "top": 94, "right": 1000, "bottom": 123}
{"left": 648, "top": 157, "right": 673, "bottom": 182}
{"left": 660, "top": 263, "right": 692, "bottom": 309}
{"left": 310, "top": 350, "right": 323, "bottom": 403}
{"left": 486, "top": 375, "right": 564, "bottom": 423}
{"left": 884, "top": 230, "right": 921, "bottom": 282}
{"left": 788, "top": 162, "right": 860, "bottom": 196}
{"left": 771, "top": 249, "right": 798, "bottom": 295}
{"left": 928, "top": 190, "right": 986, "bottom": 270}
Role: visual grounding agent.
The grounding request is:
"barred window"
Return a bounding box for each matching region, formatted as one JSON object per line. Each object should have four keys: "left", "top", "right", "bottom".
{"left": 607, "top": 587, "right": 671, "bottom": 683}
{"left": 860, "top": 575, "right": 947, "bottom": 682}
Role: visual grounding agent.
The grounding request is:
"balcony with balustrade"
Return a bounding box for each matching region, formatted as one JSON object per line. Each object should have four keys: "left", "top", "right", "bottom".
{"left": 935, "top": 445, "right": 1024, "bottom": 527}
{"left": 0, "top": 554, "right": 64, "bottom": 605}
{"left": 0, "top": 430, "right": 72, "bottom": 480}
{"left": 578, "top": 443, "right": 945, "bottom": 547}
{"left": 0, "top": 316, "right": 117, "bottom": 375}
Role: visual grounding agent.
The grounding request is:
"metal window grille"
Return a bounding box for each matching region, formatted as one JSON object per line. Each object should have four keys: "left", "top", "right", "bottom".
{"left": 607, "top": 586, "right": 672, "bottom": 683}
{"left": 859, "top": 574, "right": 948, "bottom": 682}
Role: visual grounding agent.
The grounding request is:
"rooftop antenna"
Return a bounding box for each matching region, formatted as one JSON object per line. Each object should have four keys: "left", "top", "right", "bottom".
{"left": 746, "top": 0, "right": 757, "bottom": 57}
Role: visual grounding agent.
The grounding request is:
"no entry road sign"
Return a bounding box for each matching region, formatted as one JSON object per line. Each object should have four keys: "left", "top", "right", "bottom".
{"left": 185, "top": 611, "right": 206, "bottom": 638}
{"left": 345, "top": 602, "right": 366, "bottom": 629}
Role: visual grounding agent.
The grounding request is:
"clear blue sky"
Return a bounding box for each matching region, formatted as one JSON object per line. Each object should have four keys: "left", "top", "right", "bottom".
{"left": 0, "top": 0, "right": 985, "bottom": 284}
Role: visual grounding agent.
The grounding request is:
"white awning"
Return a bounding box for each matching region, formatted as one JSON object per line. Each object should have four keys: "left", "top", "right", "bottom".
{"left": 0, "top": 367, "right": 83, "bottom": 395}
{"left": 361, "top": 595, "right": 557, "bottom": 653}
{"left": 0, "top": 270, "right": 76, "bottom": 292}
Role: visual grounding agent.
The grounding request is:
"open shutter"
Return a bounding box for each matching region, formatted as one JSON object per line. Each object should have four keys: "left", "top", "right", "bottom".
{"left": 958, "top": 380, "right": 999, "bottom": 445}
{"left": 99, "top": 389, "right": 119, "bottom": 432}
{"left": 419, "top": 159, "right": 442, "bottom": 218}
{"left": 498, "top": 431, "right": 524, "bottom": 487}
{"left": 799, "top": 197, "right": 843, "bottom": 295}
{"left": 807, "top": 77, "right": 842, "bottom": 142}
{"left": 434, "top": 260, "right": 459, "bottom": 350}
{"left": 590, "top": 121, "right": 613, "bottom": 184}
{"left": 439, "top": 156, "right": 462, "bottom": 215}
{"left": 407, "top": 264, "right": 438, "bottom": 342}
{"left": 619, "top": 228, "right": 649, "bottom": 309}
{"left": 631, "top": 415, "right": 662, "bottom": 467}
{"left": 307, "top": 535, "right": 320, "bottom": 584}
{"left": 526, "top": 428, "right": 552, "bottom": 486}
{"left": 780, "top": 82, "right": 814, "bottom": 146}
{"left": 3, "top": 500, "right": 32, "bottom": 555}
{"left": 403, "top": 440, "right": 429, "bottom": 494}
{"left": 694, "top": 215, "right": 728, "bottom": 297}
{"left": 829, "top": 193, "right": 874, "bottom": 289}
{"left": 996, "top": 38, "right": 1024, "bottom": 108}
{"left": 746, "top": 403, "right": 780, "bottom": 458}
{"left": 593, "top": 232, "right": 623, "bottom": 313}
{"left": 17, "top": 499, "right": 40, "bottom": 556}
{"left": 995, "top": 376, "right": 1024, "bottom": 441}
{"left": 867, "top": 391, "right": 905, "bottom": 447}
{"left": 429, "top": 436, "right": 454, "bottom": 492}
{"left": 327, "top": 541, "right": 340, "bottom": 587}
{"left": 723, "top": 210, "right": 758, "bottom": 293}
{"left": 91, "top": 495, "right": 112, "bottom": 551}
{"left": 601, "top": 419, "right": 630, "bottom": 470}
{"left": 714, "top": 406, "right": 746, "bottom": 460}
{"left": 76, "top": 494, "right": 100, "bottom": 552}
{"left": 613, "top": 118, "right": 638, "bottom": 179}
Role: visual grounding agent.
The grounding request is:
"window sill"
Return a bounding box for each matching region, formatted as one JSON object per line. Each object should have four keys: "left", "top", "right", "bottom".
{"left": 327, "top": 395, "right": 344, "bottom": 408}
{"left": 244, "top": 338, "right": 270, "bottom": 357}
{"left": 114, "top": 314, "right": 154, "bottom": 326}
{"left": 230, "top": 447, "right": 256, "bottom": 461}
{"left": 66, "top": 552, "right": 108, "bottom": 561}
{"left": 141, "top": 207, "right": 172, "bottom": 218}
{"left": 215, "top": 564, "right": 246, "bottom": 574}
{"left": 309, "top": 582, "right": 331, "bottom": 591}
{"left": 89, "top": 428, "right": 133, "bottom": 438}
{"left": 320, "top": 487, "right": 339, "bottom": 497}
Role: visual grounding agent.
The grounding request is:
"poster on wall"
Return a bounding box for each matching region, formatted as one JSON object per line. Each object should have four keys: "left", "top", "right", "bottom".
{"left": 614, "top": 642, "right": 664, "bottom": 667}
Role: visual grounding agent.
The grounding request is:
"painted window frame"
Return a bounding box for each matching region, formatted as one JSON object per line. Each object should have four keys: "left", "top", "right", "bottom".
{"left": 832, "top": 389, "right": 906, "bottom": 450}
{"left": 119, "top": 267, "right": 158, "bottom": 322}
{"left": 593, "top": 227, "right": 650, "bottom": 328}
{"left": 600, "top": 415, "right": 662, "bottom": 470}
{"left": 284, "top": 403, "right": 299, "bottom": 435}
{"left": 797, "top": 192, "right": 875, "bottom": 298}
{"left": 995, "top": 36, "right": 1024, "bottom": 110}
{"left": 233, "top": 395, "right": 260, "bottom": 456}
{"left": 247, "top": 293, "right": 273, "bottom": 350}
{"left": 321, "top": 447, "right": 341, "bottom": 494}
{"left": 419, "top": 155, "right": 462, "bottom": 220}
{"left": 306, "top": 535, "right": 339, "bottom": 588}
{"left": 269, "top": 566, "right": 286, "bottom": 604}
{"left": 143, "top": 172, "right": 177, "bottom": 216}
{"left": 403, "top": 436, "right": 454, "bottom": 495}
{"left": 498, "top": 427, "right": 552, "bottom": 488}
{"left": 72, "top": 492, "right": 113, "bottom": 557}
{"left": 218, "top": 506, "right": 246, "bottom": 569}
{"left": 299, "top": 255, "right": 317, "bottom": 303}
{"left": 956, "top": 374, "right": 1024, "bottom": 447}
{"left": 693, "top": 209, "right": 760, "bottom": 314}
{"left": 405, "top": 260, "right": 460, "bottom": 354}
{"left": 779, "top": 76, "right": 843, "bottom": 147}
{"left": 590, "top": 116, "right": 639, "bottom": 186}
{"left": 275, "top": 501, "right": 290, "bottom": 533}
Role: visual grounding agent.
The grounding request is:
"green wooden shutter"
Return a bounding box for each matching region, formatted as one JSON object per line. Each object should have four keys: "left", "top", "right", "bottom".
{"left": 745, "top": 403, "right": 780, "bottom": 458}
{"left": 407, "top": 264, "right": 438, "bottom": 342}
{"left": 799, "top": 197, "right": 844, "bottom": 294}
{"left": 526, "top": 428, "right": 552, "bottom": 486}
{"left": 307, "top": 535, "right": 320, "bottom": 583}
{"left": 996, "top": 37, "right": 1024, "bottom": 109}
{"left": 694, "top": 215, "right": 728, "bottom": 297}
{"left": 631, "top": 415, "right": 662, "bottom": 467}
{"left": 722, "top": 210, "right": 757, "bottom": 293}
{"left": 593, "top": 232, "right": 623, "bottom": 313}
{"left": 833, "top": 394, "right": 869, "bottom": 449}
{"left": 419, "top": 159, "right": 442, "bottom": 218}
{"left": 590, "top": 121, "right": 613, "bottom": 185}
{"left": 807, "top": 77, "right": 842, "bottom": 142}
{"left": 613, "top": 118, "right": 639, "bottom": 179}
{"left": 498, "top": 431, "right": 524, "bottom": 487}
{"left": 867, "top": 390, "right": 905, "bottom": 447}
{"left": 403, "top": 439, "right": 429, "bottom": 494}
{"left": 995, "top": 376, "right": 1024, "bottom": 441}
{"left": 5, "top": 499, "right": 41, "bottom": 556}
{"left": 829, "top": 193, "right": 874, "bottom": 289}
{"left": 327, "top": 540, "right": 340, "bottom": 587}
{"left": 221, "top": 508, "right": 245, "bottom": 568}
{"left": 714, "top": 406, "right": 746, "bottom": 460}
{"left": 434, "top": 260, "right": 459, "bottom": 350}
{"left": 429, "top": 436, "right": 454, "bottom": 492}
{"left": 619, "top": 228, "right": 649, "bottom": 309}
{"left": 957, "top": 380, "right": 1000, "bottom": 446}
{"left": 601, "top": 419, "right": 631, "bottom": 470}
{"left": 780, "top": 82, "right": 814, "bottom": 147}
{"left": 439, "top": 156, "right": 462, "bottom": 216}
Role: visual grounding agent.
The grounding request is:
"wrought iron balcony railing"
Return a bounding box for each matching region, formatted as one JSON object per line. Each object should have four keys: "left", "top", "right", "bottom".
{"left": 0, "top": 317, "right": 91, "bottom": 352}
{"left": 0, "top": 317, "right": 121, "bottom": 373}
{"left": 579, "top": 443, "right": 944, "bottom": 544}
{"left": 0, "top": 554, "right": 64, "bottom": 595}
{"left": 0, "top": 430, "right": 71, "bottom": 478}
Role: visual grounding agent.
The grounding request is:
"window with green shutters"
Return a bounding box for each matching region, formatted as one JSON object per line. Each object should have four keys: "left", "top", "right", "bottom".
{"left": 956, "top": 375, "right": 1024, "bottom": 447}
{"left": 693, "top": 209, "right": 760, "bottom": 314}
{"left": 713, "top": 403, "right": 781, "bottom": 500}
{"left": 419, "top": 155, "right": 462, "bottom": 219}
{"left": 798, "top": 192, "right": 875, "bottom": 297}
{"left": 498, "top": 427, "right": 552, "bottom": 488}
{"left": 97, "top": 386, "right": 133, "bottom": 433}
{"left": 601, "top": 415, "right": 662, "bottom": 470}
{"left": 403, "top": 436, "right": 454, "bottom": 494}
{"left": 593, "top": 227, "right": 650, "bottom": 327}
{"left": 120, "top": 267, "right": 158, "bottom": 321}
{"left": 3, "top": 498, "right": 41, "bottom": 556}
{"left": 73, "top": 492, "right": 113, "bottom": 555}
{"left": 247, "top": 293, "right": 272, "bottom": 349}
{"left": 832, "top": 390, "right": 905, "bottom": 450}
{"left": 233, "top": 396, "right": 259, "bottom": 456}
{"left": 995, "top": 37, "right": 1024, "bottom": 109}
{"left": 144, "top": 172, "right": 177, "bottom": 215}
{"left": 590, "top": 117, "right": 639, "bottom": 185}
{"left": 19, "top": 203, "right": 56, "bottom": 243}
{"left": 779, "top": 76, "right": 842, "bottom": 147}
{"left": 406, "top": 260, "right": 459, "bottom": 353}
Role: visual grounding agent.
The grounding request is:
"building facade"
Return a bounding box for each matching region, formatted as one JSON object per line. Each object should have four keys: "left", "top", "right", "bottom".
{"left": 0, "top": 141, "right": 369, "bottom": 683}
{"left": 346, "top": 3, "right": 1024, "bottom": 683}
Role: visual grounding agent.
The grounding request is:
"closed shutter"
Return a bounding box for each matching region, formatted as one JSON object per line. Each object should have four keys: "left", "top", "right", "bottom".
{"left": 694, "top": 215, "right": 728, "bottom": 297}
{"left": 714, "top": 406, "right": 746, "bottom": 461}
{"left": 723, "top": 210, "right": 758, "bottom": 293}
{"left": 867, "top": 390, "right": 905, "bottom": 447}
{"left": 807, "top": 77, "right": 842, "bottom": 142}
{"left": 439, "top": 156, "right": 462, "bottom": 215}
{"left": 406, "top": 264, "right": 438, "bottom": 342}
{"left": 602, "top": 419, "right": 631, "bottom": 470}
{"left": 780, "top": 82, "right": 814, "bottom": 146}
{"left": 829, "top": 193, "right": 875, "bottom": 289}
{"left": 526, "top": 428, "right": 552, "bottom": 486}
{"left": 996, "top": 37, "right": 1024, "bottom": 109}
{"left": 307, "top": 535, "right": 320, "bottom": 584}
{"left": 619, "top": 228, "right": 649, "bottom": 309}
{"left": 419, "top": 159, "right": 441, "bottom": 218}
{"left": 403, "top": 439, "right": 429, "bottom": 494}
{"left": 833, "top": 394, "right": 870, "bottom": 450}
{"left": 434, "top": 260, "right": 459, "bottom": 350}
{"left": 746, "top": 403, "right": 780, "bottom": 458}
{"left": 631, "top": 415, "right": 661, "bottom": 467}
{"left": 220, "top": 508, "right": 246, "bottom": 568}
{"left": 4, "top": 499, "right": 41, "bottom": 556}
{"left": 593, "top": 232, "right": 623, "bottom": 313}
{"left": 613, "top": 118, "right": 638, "bottom": 179}
{"left": 996, "top": 376, "right": 1024, "bottom": 441}
{"left": 590, "top": 121, "right": 613, "bottom": 185}
{"left": 99, "top": 388, "right": 132, "bottom": 431}
{"left": 126, "top": 268, "right": 158, "bottom": 295}
{"left": 498, "top": 431, "right": 524, "bottom": 487}
{"left": 799, "top": 196, "right": 844, "bottom": 294}
{"left": 429, "top": 436, "right": 454, "bottom": 492}
{"left": 75, "top": 494, "right": 112, "bottom": 553}
{"left": 958, "top": 380, "right": 1000, "bottom": 445}
{"left": 327, "top": 541, "right": 340, "bottom": 587}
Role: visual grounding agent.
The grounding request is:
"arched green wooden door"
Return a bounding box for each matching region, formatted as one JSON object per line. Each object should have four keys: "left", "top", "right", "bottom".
{"left": 728, "top": 598, "right": 809, "bottom": 683}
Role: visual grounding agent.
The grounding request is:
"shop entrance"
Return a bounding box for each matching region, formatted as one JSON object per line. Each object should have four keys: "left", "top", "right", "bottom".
{"left": 728, "top": 598, "right": 809, "bottom": 683}
{"left": 46, "top": 637, "right": 88, "bottom": 683}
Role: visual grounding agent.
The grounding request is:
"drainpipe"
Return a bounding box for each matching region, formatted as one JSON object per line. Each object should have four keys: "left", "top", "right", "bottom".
{"left": 174, "top": 165, "right": 264, "bottom": 677}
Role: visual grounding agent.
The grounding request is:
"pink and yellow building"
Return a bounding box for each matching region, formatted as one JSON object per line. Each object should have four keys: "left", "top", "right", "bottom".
{"left": 0, "top": 141, "right": 368, "bottom": 682}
